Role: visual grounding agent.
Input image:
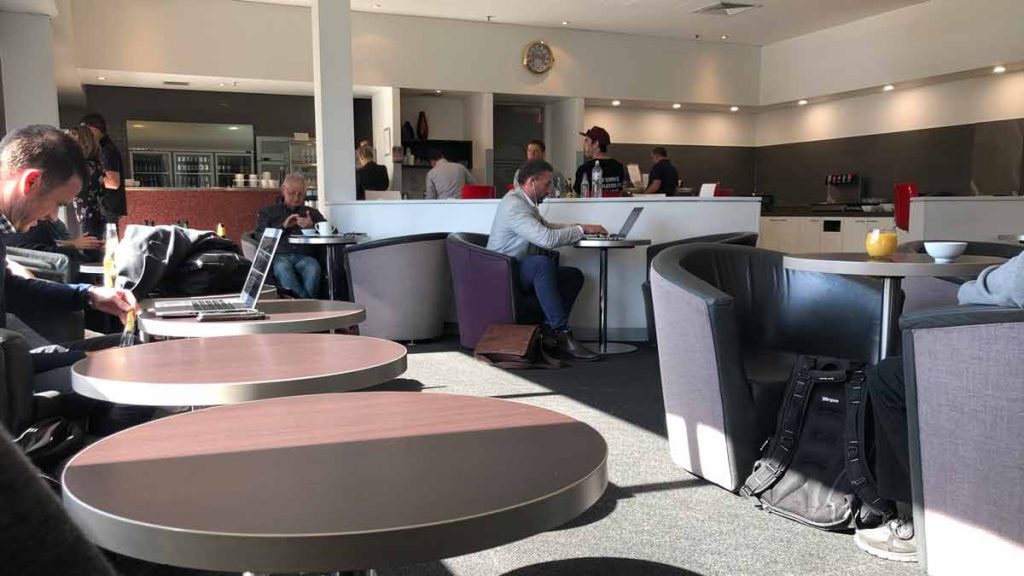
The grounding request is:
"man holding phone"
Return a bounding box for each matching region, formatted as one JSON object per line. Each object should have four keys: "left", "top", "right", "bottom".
{"left": 255, "top": 173, "right": 325, "bottom": 298}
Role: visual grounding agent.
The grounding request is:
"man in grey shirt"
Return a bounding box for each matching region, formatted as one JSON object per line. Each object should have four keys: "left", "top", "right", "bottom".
{"left": 487, "top": 159, "right": 606, "bottom": 361}
{"left": 425, "top": 150, "right": 474, "bottom": 199}
{"left": 856, "top": 252, "right": 1024, "bottom": 563}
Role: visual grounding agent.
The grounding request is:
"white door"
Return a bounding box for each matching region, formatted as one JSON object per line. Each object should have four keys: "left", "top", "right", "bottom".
{"left": 798, "top": 218, "right": 823, "bottom": 253}
{"left": 841, "top": 219, "right": 869, "bottom": 252}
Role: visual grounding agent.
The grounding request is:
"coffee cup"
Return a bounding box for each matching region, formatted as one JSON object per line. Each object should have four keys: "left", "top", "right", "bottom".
{"left": 315, "top": 221, "right": 332, "bottom": 236}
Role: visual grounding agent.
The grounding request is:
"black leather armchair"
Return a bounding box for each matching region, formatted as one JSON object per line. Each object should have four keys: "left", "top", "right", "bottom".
{"left": 446, "top": 233, "right": 545, "bottom": 349}
{"left": 641, "top": 232, "right": 759, "bottom": 345}
{"left": 650, "top": 243, "right": 882, "bottom": 491}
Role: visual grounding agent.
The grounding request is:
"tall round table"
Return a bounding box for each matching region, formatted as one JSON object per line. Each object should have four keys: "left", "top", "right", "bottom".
{"left": 62, "top": 392, "right": 608, "bottom": 574}
{"left": 288, "top": 234, "right": 365, "bottom": 300}
{"left": 783, "top": 253, "right": 1003, "bottom": 359}
{"left": 138, "top": 298, "right": 365, "bottom": 339}
{"left": 573, "top": 238, "right": 651, "bottom": 354}
{"left": 71, "top": 333, "right": 407, "bottom": 406}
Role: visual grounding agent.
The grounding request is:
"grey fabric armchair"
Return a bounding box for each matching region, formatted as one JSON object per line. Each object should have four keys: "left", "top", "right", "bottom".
{"left": 896, "top": 241, "right": 1021, "bottom": 313}
{"left": 344, "top": 233, "right": 452, "bottom": 341}
{"left": 6, "top": 247, "right": 77, "bottom": 283}
{"left": 650, "top": 243, "right": 882, "bottom": 491}
{"left": 900, "top": 306, "right": 1024, "bottom": 575}
{"left": 641, "top": 232, "right": 758, "bottom": 345}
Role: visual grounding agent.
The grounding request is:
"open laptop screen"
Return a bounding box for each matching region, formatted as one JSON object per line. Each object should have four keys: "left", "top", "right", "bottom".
{"left": 240, "top": 228, "right": 282, "bottom": 307}
{"left": 617, "top": 207, "right": 644, "bottom": 238}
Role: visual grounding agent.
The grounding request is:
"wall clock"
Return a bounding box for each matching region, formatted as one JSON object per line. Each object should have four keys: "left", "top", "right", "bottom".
{"left": 523, "top": 41, "right": 554, "bottom": 74}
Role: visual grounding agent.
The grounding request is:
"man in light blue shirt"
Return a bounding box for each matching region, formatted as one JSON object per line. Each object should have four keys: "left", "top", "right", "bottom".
{"left": 487, "top": 159, "right": 606, "bottom": 361}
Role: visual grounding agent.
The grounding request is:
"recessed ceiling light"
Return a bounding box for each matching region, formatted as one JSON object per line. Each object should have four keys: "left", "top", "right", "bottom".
{"left": 97, "top": 76, "right": 106, "bottom": 81}
{"left": 612, "top": 100, "right": 621, "bottom": 106}
{"left": 672, "top": 103, "right": 682, "bottom": 109}
{"left": 797, "top": 99, "right": 808, "bottom": 106}
{"left": 730, "top": 106, "right": 739, "bottom": 112}
{"left": 132, "top": 124, "right": 144, "bottom": 128}
{"left": 435, "top": 89, "right": 443, "bottom": 94}
{"left": 883, "top": 84, "right": 895, "bottom": 92}
{"left": 993, "top": 65, "right": 1006, "bottom": 74}
{"left": 721, "top": 35, "right": 728, "bottom": 40}
{"left": 219, "top": 82, "right": 226, "bottom": 87}
{"left": 561, "top": 20, "right": 569, "bottom": 26}
{"left": 228, "top": 126, "right": 239, "bottom": 130}
{"left": 372, "top": 3, "right": 382, "bottom": 8}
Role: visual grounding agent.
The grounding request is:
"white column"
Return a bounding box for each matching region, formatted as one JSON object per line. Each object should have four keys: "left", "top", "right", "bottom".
{"left": 463, "top": 92, "right": 493, "bottom": 184}
{"left": 0, "top": 8, "right": 59, "bottom": 130}
{"left": 311, "top": 0, "right": 355, "bottom": 208}
{"left": 545, "top": 97, "right": 585, "bottom": 184}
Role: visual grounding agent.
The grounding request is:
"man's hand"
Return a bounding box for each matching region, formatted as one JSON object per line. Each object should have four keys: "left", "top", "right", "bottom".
{"left": 87, "top": 287, "right": 138, "bottom": 323}
{"left": 282, "top": 214, "right": 299, "bottom": 228}
{"left": 581, "top": 224, "right": 608, "bottom": 235}
{"left": 296, "top": 214, "right": 314, "bottom": 229}
{"left": 71, "top": 234, "right": 102, "bottom": 250}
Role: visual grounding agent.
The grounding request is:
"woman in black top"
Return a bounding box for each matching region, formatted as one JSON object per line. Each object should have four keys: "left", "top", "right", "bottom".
{"left": 355, "top": 144, "right": 390, "bottom": 200}
{"left": 65, "top": 125, "right": 108, "bottom": 249}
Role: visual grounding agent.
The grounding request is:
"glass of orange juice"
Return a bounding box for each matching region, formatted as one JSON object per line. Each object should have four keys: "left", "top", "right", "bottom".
{"left": 865, "top": 227, "right": 898, "bottom": 258}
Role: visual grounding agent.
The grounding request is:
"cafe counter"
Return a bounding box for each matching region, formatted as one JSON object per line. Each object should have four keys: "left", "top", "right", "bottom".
{"left": 124, "top": 187, "right": 282, "bottom": 244}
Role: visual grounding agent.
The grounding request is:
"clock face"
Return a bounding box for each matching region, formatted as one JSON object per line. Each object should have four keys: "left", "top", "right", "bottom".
{"left": 523, "top": 41, "right": 554, "bottom": 74}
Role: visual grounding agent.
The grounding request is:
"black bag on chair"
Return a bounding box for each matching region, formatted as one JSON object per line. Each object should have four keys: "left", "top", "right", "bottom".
{"left": 740, "top": 356, "right": 894, "bottom": 531}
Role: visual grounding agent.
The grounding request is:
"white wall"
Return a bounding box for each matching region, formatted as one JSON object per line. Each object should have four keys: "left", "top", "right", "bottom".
{"left": 756, "top": 70, "right": 1024, "bottom": 147}
{"left": 584, "top": 107, "right": 757, "bottom": 147}
{"left": 0, "top": 10, "right": 59, "bottom": 128}
{"left": 761, "top": 0, "right": 1024, "bottom": 104}
{"left": 370, "top": 86, "right": 400, "bottom": 181}
{"left": 401, "top": 96, "right": 465, "bottom": 141}
{"left": 463, "top": 93, "right": 493, "bottom": 184}
{"left": 544, "top": 98, "right": 585, "bottom": 183}
{"left": 69, "top": 0, "right": 760, "bottom": 106}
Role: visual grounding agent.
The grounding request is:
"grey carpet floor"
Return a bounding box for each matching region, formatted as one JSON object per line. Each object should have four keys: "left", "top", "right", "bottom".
{"left": 111, "top": 338, "right": 918, "bottom": 576}
{"left": 372, "top": 339, "right": 918, "bottom": 576}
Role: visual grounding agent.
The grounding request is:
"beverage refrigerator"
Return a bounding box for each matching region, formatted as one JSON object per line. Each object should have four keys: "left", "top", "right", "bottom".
{"left": 129, "top": 151, "right": 171, "bottom": 187}
{"left": 173, "top": 152, "right": 214, "bottom": 188}
{"left": 215, "top": 153, "right": 254, "bottom": 187}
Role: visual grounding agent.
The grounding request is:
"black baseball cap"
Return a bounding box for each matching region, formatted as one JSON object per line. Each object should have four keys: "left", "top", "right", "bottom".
{"left": 579, "top": 126, "right": 611, "bottom": 147}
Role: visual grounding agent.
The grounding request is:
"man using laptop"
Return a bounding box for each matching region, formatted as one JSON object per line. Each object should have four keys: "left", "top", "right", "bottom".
{"left": 1, "top": 125, "right": 144, "bottom": 433}
{"left": 256, "top": 173, "right": 325, "bottom": 298}
{"left": 488, "top": 159, "right": 606, "bottom": 361}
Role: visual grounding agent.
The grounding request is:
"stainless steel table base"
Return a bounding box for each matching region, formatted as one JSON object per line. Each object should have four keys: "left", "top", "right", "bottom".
{"left": 592, "top": 342, "right": 638, "bottom": 355}
{"left": 879, "top": 276, "right": 901, "bottom": 360}
{"left": 325, "top": 244, "right": 337, "bottom": 301}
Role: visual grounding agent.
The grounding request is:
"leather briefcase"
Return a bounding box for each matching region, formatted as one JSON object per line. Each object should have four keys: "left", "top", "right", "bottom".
{"left": 474, "top": 324, "right": 561, "bottom": 370}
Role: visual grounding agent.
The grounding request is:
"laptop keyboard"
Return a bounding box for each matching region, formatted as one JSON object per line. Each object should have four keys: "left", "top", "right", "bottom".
{"left": 191, "top": 299, "right": 235, "bottom": 311}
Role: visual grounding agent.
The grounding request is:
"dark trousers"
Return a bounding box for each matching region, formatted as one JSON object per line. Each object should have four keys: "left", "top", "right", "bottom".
{"left": 867, "top": 356, "right": 912, "bottom": 504}
{"left": 34, "top": 334, "right": 155, "bottom": 435}
{"left": 518, "top": 255, "right": 584, "bottom": 331}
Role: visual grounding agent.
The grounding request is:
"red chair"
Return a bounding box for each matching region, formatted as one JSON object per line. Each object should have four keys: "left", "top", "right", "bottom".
{"left": 461, "top": 185, "right": 495, "bottom": 199}
{"left": 715, "top": 187, "right": 733, "bottom": 197}
{"left": 894, "top": 182, "right": 918, "bottom": 231}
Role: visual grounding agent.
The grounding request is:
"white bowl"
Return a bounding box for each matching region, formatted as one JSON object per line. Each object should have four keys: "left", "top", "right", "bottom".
{"left": 300, "top": 228, "right": 317, "bottom": 237}
{"left": 924, "top": 241, "right": 967, "bottom": 263}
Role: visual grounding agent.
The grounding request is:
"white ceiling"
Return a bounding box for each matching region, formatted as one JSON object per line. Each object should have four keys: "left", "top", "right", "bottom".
{"left": 347, "top": 0, "right": 928, "bottom": 46}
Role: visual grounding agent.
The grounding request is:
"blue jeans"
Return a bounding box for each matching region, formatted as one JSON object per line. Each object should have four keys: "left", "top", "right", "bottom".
{"left": 519, "top": 255, "right": 584, "bottom": 331}
{"left": 272, "top": 253, "right": 322, "bottom": 299}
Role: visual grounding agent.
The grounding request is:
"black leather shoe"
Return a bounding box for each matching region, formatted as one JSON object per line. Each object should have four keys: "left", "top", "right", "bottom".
{"left": 540, "top": 326, "right": 558, "bottom": 352}
{"left": 556, "top": 330, "right": 600, "bottom": 362}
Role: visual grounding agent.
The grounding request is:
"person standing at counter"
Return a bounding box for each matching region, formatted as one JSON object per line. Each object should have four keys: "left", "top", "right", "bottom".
{"left": 574, "top": 126, "right": 629, "bottom": 196}
{"left": 79, "top": 113, "right": 126, "bottom": 223}
{"left": 255, "top": 173, "right": 325, "bottom": 299}
{"left": 645, "top": 147, "right": 679, "bottom": 196}
{"left": 425, "top": 149, "right": 474, "bottom": 200}
{"left": 488, "top": 159, "right": 606, "bottom": 362}
{"left": 355, "top": 144, "right": 389, "bottom": 201}
{"left": 64, "top": 125, "right": 107, "bottom": 259}
{"left": 515, "top": 140, "right": 567, "bottom": 197}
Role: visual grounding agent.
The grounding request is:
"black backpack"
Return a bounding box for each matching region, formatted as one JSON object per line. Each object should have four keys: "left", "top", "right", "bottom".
{"left": 740, "top": 356, "right": 894, "bottom": 531}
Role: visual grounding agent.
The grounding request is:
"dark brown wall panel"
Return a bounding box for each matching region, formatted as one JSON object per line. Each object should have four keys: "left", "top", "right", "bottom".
{"left": 607, "top": 143, "right": 756, "bottom": 195}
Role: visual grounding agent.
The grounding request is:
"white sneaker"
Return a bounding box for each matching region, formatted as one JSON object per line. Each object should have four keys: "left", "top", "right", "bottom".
{"left": 854, "top": 518, "right": 918, "bottom": 563}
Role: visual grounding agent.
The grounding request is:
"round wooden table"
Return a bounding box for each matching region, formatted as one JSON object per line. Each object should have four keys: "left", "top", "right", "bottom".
{"left": 288, "top": 234, "right": 365, "bottom": 300}
{"left": 70, "top": 333, "right": 406, "bottom": 406}
{"left": 783, "top": 252, "right": 1004, "bottom": 358}
{"left": 62, "top": 392, "right": 608, "bottom": 574}
{"left": 138, "top": 298, "right": 365, "bottom": 339}
{"left": 573, "top": 238, "right": 651, "bottom": 354}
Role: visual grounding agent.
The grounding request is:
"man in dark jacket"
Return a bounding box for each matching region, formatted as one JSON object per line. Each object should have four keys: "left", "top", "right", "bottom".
{"left": 0, "top": 125, "right": 141, "bottom": 431}
{"left": 256, "top": 173, "right": 325, "bottom": 298}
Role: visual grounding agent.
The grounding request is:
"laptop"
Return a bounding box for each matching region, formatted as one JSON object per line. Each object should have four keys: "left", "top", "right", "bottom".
{"left": 151, "top": 228, "right": 282, "bottom": 318}
{"left": 583, "top": 207, "right": 644, "bottom": 240}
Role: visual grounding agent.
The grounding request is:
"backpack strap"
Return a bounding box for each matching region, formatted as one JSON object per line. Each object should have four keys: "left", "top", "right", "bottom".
{"left": 845, "top": 366, "right": 896, "bottom": 518}
{"left": 740, "top": 356, "right": 817, "bottom": 498}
